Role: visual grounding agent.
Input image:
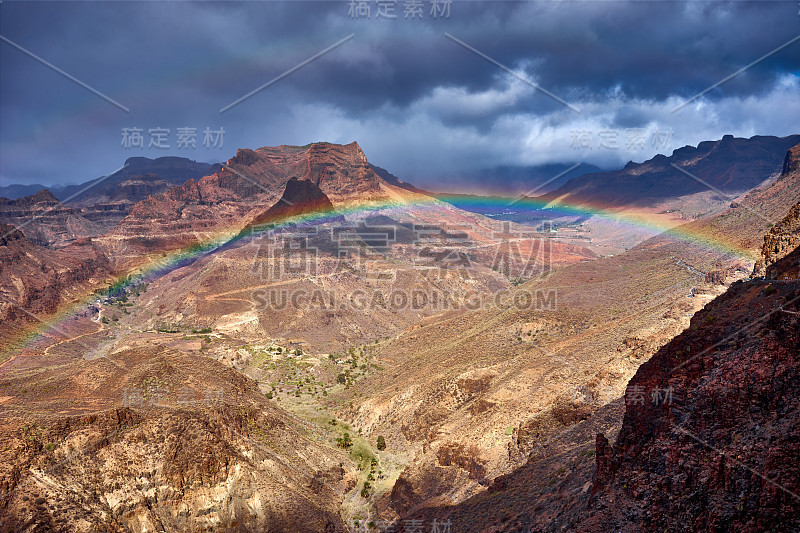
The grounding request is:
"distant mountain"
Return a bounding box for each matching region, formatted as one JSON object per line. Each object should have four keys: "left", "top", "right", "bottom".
{"left": 102, "top": 142, "right": 399, "bottom": 264}
{"left": 0, "top": 156, "right": 221, "bottom": 203}
{"left": 537, "top": 134, "right": 800, "bottom": 208}
{"left": 0, "top": 183, "right": 57, "bottom": 200}
{"left": 369, "top": 164, "right": 429, "bottom": 195}
{"left": 0, "top": 189, "right": 103, "bottom": 246}
{"left": 0, "top": 157, "right": 223, "bottom": 246}
{"left": 384, "top": 163, "right": 602, "bottom": 223}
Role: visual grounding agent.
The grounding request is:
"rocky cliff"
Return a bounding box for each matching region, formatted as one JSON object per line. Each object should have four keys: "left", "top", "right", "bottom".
{"left": 0, "top": 190, "right": 102, "bottom": 247}
{"left": 101, "top": 142, "right": 397, "bottom": 268}
{"left": 585, "top": 242, "right": 800, "bottom": 531}
{"left": 755, "top": 203, "right": 800, "bottom": 278}
{"left": 0, "top": 223, "right": 111, "bottom": 352}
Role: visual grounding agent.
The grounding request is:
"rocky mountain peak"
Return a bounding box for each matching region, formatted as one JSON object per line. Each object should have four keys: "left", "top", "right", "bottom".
{"left": 250, "top": 177, "right": 337, "bottom": 226}
{"left": 0, "top": 189, "right": 60, "bottom": 207}
{"left": 539, "top": 134, "right": 800, "bottom": 207}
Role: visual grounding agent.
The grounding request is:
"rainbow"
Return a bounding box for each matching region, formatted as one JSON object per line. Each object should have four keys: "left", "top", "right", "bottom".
{"left": 1, "top": 190, "right": 756, "bottom": 359}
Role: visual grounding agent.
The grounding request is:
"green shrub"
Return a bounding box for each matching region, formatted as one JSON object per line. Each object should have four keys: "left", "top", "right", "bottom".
{"left": 376, "top": 435, "right": 386, "bottom": 451}
{"left": 336, "top": 433, "right": 353, "bottom": 449}
{"left": 350, "top": 440, "right": 375, "bottom": 466}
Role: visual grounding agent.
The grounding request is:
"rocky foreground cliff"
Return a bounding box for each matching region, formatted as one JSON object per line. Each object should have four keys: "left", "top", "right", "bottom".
{"left": 584, "top": 243, "right": 800, "bottom": 531}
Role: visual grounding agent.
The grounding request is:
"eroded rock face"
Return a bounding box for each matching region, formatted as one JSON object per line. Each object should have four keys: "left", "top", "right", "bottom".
{"left": 0, "top": 347, "right": 352, "bottom": 533}
{"left": 102, "top": 142, "right": 393, "bottom": 269}
{"left": 250, "top": 177, "right": 338, "bottom": 226}
{"left": 0, "top": 158, "right": 221, "bottom": 248}
{"left": 585, "top": 246, "right": 800, "bottom": 532}
{"left": 756, "top": 201, "right": 800, "bottom": 278}
{"left": 782, "top": 142, "right": 800, "bottom": 176}
{"left": 0, "top": 190, "right": 99, "bottom": 247}
{"left": 0, "top": 224, "right": 111, "bottom": 351}
{"left": 752, "top": 143, "right": 800, "bottom": 276}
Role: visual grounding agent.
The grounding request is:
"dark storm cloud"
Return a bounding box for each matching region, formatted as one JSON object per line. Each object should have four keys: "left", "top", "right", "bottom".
{"left": 211, "top": 0, "right": 800, "bottom": 115}
{"left": 1, "top": 1, "right": 798, "bottom": 189}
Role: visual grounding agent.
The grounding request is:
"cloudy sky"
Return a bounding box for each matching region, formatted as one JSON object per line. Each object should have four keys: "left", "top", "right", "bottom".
{"left": 1, "top": 0, "right": 799, "bottom": 192}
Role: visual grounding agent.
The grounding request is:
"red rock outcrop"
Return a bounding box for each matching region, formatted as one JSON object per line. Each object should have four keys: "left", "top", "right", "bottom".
{"left": 584, "top": 244, "right": 800, "bottom": 531}
{"left": 250, "top": 177, "right": 339, "bottom": 226}
{"left": 755, "top": 201, "right": 800, "bottom": 277}
{"left": 102, "top": 142, "right": 395, "bottom": 267}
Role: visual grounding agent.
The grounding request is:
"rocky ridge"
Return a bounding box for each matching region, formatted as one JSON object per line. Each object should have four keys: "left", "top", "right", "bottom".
{"left": 538, "top": 134, "right": 800, "bottom": 208}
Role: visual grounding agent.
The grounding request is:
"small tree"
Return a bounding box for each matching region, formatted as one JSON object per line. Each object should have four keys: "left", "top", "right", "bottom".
{"left": 376, "top": 435, "right": 386, "bottom": 451}
{"left": 336, "top": 433, "right": 353, "bottom": 449}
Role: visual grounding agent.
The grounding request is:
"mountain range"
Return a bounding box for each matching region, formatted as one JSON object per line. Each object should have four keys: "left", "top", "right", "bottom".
{"left": 0, "top": 135, "right": 798, "bottom": 532}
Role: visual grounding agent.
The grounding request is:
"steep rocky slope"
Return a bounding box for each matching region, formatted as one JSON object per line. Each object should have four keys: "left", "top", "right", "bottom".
{"left": 757, "top": 200, "right": 800, "bottom": 278}
{"left": 99, "top": 143, "right": 397, "bottom": 268}
{"left": 0, "top": 191, "right": 103, "bottom": 247}
{"left": 582, "top": 243, "right": 800, "bottom": 532}
{"left": 0, "top": 158, "right": 221, "bottom": 247}
{"left": 753, "top": 146, "right": 800, "bottom": 275}
{"left": 0, "top": 345, "right": 353, "bottom": 532}
{"left": 0, "top": 223, "right": 111, "bottom": 354}
{"left": 96, "top": 142, "right": 597, "bottom": 349}
{"left": 4, "top": 138, "right": 797, "bottom": 531}
{"left": 393, "top": 246, "right": 800, "bottom": 533}
{"left": 250, "top": 177, "right": 339, "bottom": 226}
{"left": 654, "top": 141, "right": 800, "bottom": 270}
{"left": 383, "top": 151, "right": 800, "bottom": 533}
{"left": 59, "top": 156, "right": 221, "bottom": 206}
